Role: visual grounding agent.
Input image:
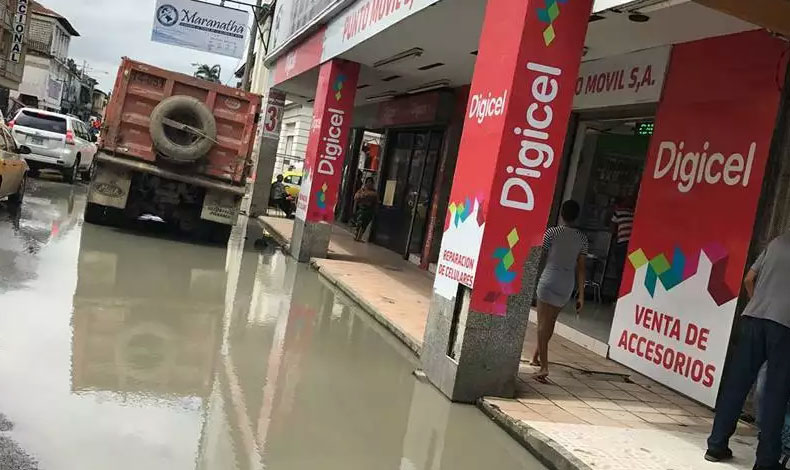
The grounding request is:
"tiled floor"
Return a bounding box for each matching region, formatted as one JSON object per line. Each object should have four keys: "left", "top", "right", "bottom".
{"left": 257, "top": 215, "right": 759, "bottom": 470}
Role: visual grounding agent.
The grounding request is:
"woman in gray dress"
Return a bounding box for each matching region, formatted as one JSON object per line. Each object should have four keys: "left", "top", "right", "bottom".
{"left": 532, "top": 200, "right": 588, "bottom": 381}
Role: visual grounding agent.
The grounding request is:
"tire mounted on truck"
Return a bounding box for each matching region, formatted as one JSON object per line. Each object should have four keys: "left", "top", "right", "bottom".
{"left": 149, "top": 95, "right": 217, "bottom": 163}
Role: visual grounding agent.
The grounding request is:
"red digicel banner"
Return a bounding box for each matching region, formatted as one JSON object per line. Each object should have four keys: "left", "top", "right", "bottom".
{"left": 294, "top": 59, "right": 359, "bottom": 224}
{"left": 431, "top": 0, "right": 592, "bottom": 315}
{"left": 608, "top": 31, "right": 787, "bottom": 406}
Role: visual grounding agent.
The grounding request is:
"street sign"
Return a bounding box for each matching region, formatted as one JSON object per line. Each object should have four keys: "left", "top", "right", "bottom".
{"left": 151, "top": 0, "right": 249, "bottom": 59}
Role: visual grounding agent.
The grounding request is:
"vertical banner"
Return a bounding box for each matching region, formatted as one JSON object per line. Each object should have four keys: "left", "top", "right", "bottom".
{"left": 10, "top": 0, "right": 28, "bottom": 63}
{"left": 295, "top": 59, "right": 360, "bottom": 223}
{"left": 608, "top": 31, "right": 786, "bottom": 406}
{"left": 432, "top": 0, "right": 593, "bottom": 315}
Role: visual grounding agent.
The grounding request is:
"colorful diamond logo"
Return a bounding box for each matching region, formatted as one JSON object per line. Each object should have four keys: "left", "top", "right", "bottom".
{"left": 536, "top": 0, "right": 568, "bottom": 46}
{"left": 494, "top": 228, "right": 520, "bottom": 284}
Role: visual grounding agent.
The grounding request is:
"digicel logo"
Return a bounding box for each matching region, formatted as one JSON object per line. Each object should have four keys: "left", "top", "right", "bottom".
{"left": 468, "top": 90, "right": 508, "bottom": 124}
{"left": 317, "top": 108, "right": 346, "bottom": 176}
{"left": 653, "top": 141, "right": 756, "bottom": 193}
{"left": 500, "top": 62, "right": 560, "bottom": 211}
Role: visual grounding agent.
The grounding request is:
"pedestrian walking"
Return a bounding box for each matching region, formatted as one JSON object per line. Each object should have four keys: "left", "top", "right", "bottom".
{"left": 531, "top": 200, "right": 588, "bottom": 382}
{"left": 706, "top": 232, "right": 790, "bottom": 470}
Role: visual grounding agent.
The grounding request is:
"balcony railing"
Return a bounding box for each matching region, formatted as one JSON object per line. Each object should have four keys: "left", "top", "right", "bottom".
{"left": 26, "top": 39, "right": 51, "bottom": 56}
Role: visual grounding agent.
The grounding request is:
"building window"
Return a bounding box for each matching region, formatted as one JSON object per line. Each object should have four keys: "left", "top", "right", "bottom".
{"left": 284, "top": 135, "right": 294, "bottom": 156}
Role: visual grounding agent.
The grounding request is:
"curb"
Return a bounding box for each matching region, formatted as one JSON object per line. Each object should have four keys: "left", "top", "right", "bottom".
{"left": 478, "top": 400, "right": 593, "bottom": 470}
{"left": 255, "top": 216, "right": 291, "bottom": 254}
{"left": 311, "top": 260, "right": 423, "bottom": 357}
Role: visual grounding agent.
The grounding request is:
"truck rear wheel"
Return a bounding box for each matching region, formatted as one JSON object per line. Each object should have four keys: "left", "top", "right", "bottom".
{"left": 84, "top": 202, "right": 123, "bottom": 227}
{"left": 197, "top": 220, "right": 232, "bottom": 244}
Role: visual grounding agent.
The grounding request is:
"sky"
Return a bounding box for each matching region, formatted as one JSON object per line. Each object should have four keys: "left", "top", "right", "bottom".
{"left": 40, "top": 0, "right": 251, "bottom": 92}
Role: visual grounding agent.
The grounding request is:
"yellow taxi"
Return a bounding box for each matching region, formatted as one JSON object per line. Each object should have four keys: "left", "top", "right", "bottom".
{"left": 0, "top": 123, "right": 30, "bottom": 209}
{"left": 273, "top": 170, "right": 303, "bottom": 198}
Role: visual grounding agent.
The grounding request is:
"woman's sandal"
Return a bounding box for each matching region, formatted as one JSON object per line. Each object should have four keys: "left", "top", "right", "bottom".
{"left": 532, "top": 372, "right": 550, "bottom": 384}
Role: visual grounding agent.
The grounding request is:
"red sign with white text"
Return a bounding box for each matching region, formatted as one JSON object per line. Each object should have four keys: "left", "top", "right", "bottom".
{"left": 273, "top": 27, "right": 326, "bottom": 86}
{"left": 295, "top": 59, "right": 359, "bottom": 224}
{"left": 608, "top": 31, "right": 786, "bottom": 406}
{"left": 432, "top": 0, "right": 593, "bottom": 315}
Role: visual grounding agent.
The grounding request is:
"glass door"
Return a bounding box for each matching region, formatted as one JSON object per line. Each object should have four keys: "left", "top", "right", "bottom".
{"left": 373, "top": 130, "right": 443, "bottom": 258}
{"left": 406, "top": 131, "right": 443, "bottom": 257}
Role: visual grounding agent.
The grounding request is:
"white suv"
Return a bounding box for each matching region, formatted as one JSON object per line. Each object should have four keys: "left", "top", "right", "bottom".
{"left": 10, "top": 108, "right": 98, "bottom": 184}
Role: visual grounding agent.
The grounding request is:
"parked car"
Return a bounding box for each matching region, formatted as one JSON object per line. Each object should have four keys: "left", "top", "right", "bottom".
{"left": 9, "top": 108, "right": 98, "bottom": 183}
{"left": 0, "top": 122, "right": 30, "bottom": 208}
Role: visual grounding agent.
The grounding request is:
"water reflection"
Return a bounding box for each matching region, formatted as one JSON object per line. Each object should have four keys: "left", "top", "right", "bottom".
{"left": 0, "top": 180, "right": 80, "bottom": 292}
{"left": 0, "top": 180, "right": 542, "bottom": 470}
{"left": 72, "top": 223, "right": 226, "bottom": 398}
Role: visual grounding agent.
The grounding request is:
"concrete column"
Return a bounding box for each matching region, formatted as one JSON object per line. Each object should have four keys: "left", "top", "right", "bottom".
{"left": 250, "top": 89, "right": 286, "bottom": 217}
{"left": 420, "top": 0, "right": 592, "bottom": 402}
{"left": 291, "top": 59, "right": 360, "bottom": 262}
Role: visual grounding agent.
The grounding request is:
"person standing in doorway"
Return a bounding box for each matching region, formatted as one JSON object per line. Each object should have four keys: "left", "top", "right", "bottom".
{"left": 352, "top": 177, "right": 378, "bottom": 241}
{"left": 531, "top": 200, "right": 588, "bottom": 382}
{"left": 611, "top": 197, "right": 635, "bottom": 290}
{"left": 706, "top": 232, "right": 790, "bottom": 470}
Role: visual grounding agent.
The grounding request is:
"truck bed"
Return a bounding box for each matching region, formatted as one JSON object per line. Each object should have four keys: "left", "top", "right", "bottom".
{"left": 102, "top": 58, "right": 261, "bottom": 185}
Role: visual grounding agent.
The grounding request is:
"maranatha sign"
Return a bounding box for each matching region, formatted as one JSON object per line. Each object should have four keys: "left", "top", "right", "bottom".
{"left": 151, "top": 0, "right": 249, "bottom": 59}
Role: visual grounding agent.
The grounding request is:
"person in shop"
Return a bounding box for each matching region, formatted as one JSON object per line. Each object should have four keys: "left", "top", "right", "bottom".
{"left": 706, "top": 232, "right": 790, "bottom": 470}
{"left": 270, "top": 174, "right": 295, "bottom": 219}
{"left": 352, "top": 177, "right": 378, "bottom": 242}
{"left": 531, "top": 200, "right": 588, "bottom": 382}
{"left": 611, "top": 196, "right": 635, "bottom": 289}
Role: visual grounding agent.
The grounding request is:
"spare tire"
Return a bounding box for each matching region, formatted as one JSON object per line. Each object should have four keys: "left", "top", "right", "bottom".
{"left": 149, "top": 95, "right": 217, "bottom": 163}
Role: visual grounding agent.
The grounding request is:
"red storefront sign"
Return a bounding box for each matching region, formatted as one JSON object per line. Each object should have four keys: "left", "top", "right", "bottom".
{"left": 608, "top": 31, "right": 787, "bottom": 406}
{"left": 295, "top": 59, "right": 360, "bottom": 224}
{"left": 432, "top": 0, "right": 592, "bottom": 315}
{"left": 377, "top": 92, "right": 440, "bottom": 127}
{"left": 273, "top": 27, "right": 326, "bottom": 86}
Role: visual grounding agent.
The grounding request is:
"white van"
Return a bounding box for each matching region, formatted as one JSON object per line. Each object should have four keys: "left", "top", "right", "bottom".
{"left": 10, "top": 108, "right": 98, "bottom": 183}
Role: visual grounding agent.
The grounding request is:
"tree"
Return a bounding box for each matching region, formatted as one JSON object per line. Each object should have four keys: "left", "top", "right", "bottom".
{"left": 194, "top": 64, "right": 221, "bottom": 83}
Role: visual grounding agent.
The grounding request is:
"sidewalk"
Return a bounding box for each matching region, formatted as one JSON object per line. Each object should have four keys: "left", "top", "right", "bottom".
{"left": 257, "top": 215, "right": 759, "bottom": 470}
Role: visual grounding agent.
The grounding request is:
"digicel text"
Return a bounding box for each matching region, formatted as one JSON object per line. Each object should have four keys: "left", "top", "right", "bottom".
{"left": 468, "top": 90, "right": 507, "bottom": 124}
{"left": 317, "top": 108, "right": 345, "bottom": 176}
{"left": 653, "top": 141, "right": 756, "bottom": 193}
{"left": 500, "top": 62, "right": 560, "bottom": 212}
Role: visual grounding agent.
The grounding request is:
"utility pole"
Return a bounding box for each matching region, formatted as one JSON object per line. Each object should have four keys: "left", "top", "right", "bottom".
{"left": 240, "top": 0, "right": 263, "bottom": 92}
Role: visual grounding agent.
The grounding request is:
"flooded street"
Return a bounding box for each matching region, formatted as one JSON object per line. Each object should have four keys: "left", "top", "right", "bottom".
{"left": 0, "top": 179, "right": 544, "bottom": 470}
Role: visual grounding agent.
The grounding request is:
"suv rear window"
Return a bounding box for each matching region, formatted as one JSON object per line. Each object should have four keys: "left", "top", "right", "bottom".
{"left": 15, "top": 111, "right": 67, "bottom": 134}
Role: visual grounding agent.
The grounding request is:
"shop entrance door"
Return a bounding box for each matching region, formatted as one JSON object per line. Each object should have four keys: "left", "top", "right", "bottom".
{"left": 373, "top": 130, "right": 443, "bottom": 258}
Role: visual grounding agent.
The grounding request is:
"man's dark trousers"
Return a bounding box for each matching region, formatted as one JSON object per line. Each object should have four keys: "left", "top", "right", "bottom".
{"left": 708, "top": 316, "right": 790, "bottom": 467}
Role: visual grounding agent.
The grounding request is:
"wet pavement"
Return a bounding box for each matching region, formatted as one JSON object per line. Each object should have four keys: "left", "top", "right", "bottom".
{"left": 0, "top": 179, "right": 545, "bottom": 470}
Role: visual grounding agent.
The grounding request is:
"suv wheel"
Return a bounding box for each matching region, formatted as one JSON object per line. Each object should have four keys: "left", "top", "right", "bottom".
{"left": 81, "top": 159, "right": 96, "bottom": 182}
{"left": 8, "top": 174, "right": 26, "bottom": 206}
{"left": 63, "top": 157, "right": 79, "bottom": 184}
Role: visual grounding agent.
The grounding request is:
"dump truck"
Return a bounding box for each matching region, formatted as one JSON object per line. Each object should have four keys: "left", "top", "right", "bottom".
{"left": 84, "top": 58, "right": 261, "bottom": 242}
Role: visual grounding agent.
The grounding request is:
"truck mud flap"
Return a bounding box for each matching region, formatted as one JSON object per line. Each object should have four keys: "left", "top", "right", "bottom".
{"left": 88, "top": 164, "right": 132, "bottom": 209}
{"left": 201, "top": 190, "right": 239, "bottom": 225}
